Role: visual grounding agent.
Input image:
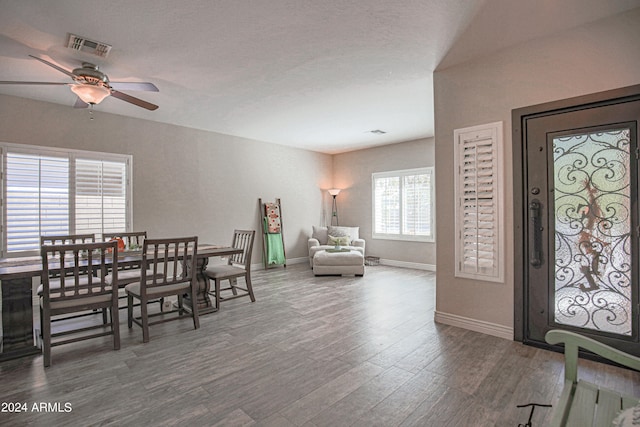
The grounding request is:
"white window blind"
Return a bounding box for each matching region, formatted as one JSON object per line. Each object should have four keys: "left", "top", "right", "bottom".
{"left": 372, "top": 168, "right": 434, "bottom": 242}
{"left": 5, "top": 153, "right": 70, "bottom": 252}
{"left": 454, "top": 122, "right": 504, "bottom": 282}
{"left": 374, "top": 176, "right": 400, "bottom": 234}
{"left": 75, "top": 159, "right": 127, "bottom": 235}
{"left": 403, "top": 173, "right": 432, "bottom": 237}
{"left": 1, "top": 144, "right": 132, "bottom": 257}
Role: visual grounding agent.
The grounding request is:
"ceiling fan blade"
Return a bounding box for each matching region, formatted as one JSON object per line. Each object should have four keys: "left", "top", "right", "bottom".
{"left": 110, "top": 90, "right": 158, "bottom": 111}
{"left": 0, "top": 81, "right": 69, "bottom": 85}
{"left": 73, "top": 97, "right": 89, "bottom": 109}
{"left": 109, "top": 81, "right": 159, "bottom": 92}
{"left": 28, "top": 55, "right": 75, "bottom": 78}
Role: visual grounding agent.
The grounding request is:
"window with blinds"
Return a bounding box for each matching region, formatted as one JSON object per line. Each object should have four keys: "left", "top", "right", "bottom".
{"left": 75, "top": 159, "right": 127, "bottom": 235}
{"left": 5, "top": 153, "right": 70, "bottom": 252}
{"left": 372, "top": 167, "right": 434, "bottom": 242}
{"left": 1, "top": 144, "right": 132, "bottom": 257}
{"left": 454, "top": 122, "right": 504, "bottom": 282}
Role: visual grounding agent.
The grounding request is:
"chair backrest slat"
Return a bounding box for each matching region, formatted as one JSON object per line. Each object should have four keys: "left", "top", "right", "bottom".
{"left": 229, "top": 230, "right": 255, "bottom": 269}
{"left": 41, "top": 233, "right": 96, "bottom": 246}
{"left": 103, "top": 231, "right": 147, "bottom": 250}
{"left": 41, "top": 234, "right": 98, "bottom": 279}
{"left": 140, "top": 237, "right": 198, "bottom": 295}
{"left": 41, "top": 240, "right": 118, "bottom": 301}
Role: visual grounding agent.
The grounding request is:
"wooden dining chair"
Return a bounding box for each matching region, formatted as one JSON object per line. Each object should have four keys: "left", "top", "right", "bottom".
{"left": 205, "top": 230, "right": 256, "bottom": 310}
{"left": 40, "top": 233, "right": 96, "bottom": 246}
{"left": 125, "top": 236, "right": 199, "bottom": 343}
{"left": 39, "top": 233, "right": 104, "bottom": 323}
{"left": 103, "top": 231, "right": 165, "bottom": 312}
{"left": 40, "top": 240, "right": 120, "bottom": 367}
{"left": 102, "top": 231, "right": 147, "bottom": 251}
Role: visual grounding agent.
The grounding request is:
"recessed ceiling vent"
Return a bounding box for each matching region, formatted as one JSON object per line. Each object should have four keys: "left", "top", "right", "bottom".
{"left": 66, "top": 34, "right": 112, "bottom": 58}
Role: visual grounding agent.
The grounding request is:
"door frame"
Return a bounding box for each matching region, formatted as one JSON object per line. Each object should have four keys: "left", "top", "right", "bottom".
{"left": 512, "top": 84, "right": 640, "bottom": 345}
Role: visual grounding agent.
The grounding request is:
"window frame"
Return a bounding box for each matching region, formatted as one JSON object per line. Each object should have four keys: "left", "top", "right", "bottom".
{"left": 0, "top": 142, "right": 133, "bottom": 258}
{"left": 371, "top": 167, "right": 435, "bottom": 243}
{"left": 453, "top": 121, "right": 504, "bottom": 283}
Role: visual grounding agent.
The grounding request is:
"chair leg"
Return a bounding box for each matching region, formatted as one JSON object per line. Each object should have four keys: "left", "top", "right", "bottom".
{"left": 215, "top": 279, "right": 221, "bottom": 310}
{"left": 102, "top": 308, "right": 108, "bottom": 324}
{"left": 140, "top": 299, "right": 149, "bottom": 343}
{"left": 42, "top": 308, "right": 51, "bottom": 367}
{"left": 191, "top": 289, "right": 200, "bottom": 330}
{"left": 245, "top": 275, "right": 256, "bottom": 302}
{"left": 111, "top": 306, "right": 121, "bottom": 350}
{"left": 39, "top": 304, "right": 44, "bottom": 343}
{"left": 127, "top": 294, "right": 134, "bottom": 329}
{"left": 177, "top": 294, "right": 184, "bottom": 316}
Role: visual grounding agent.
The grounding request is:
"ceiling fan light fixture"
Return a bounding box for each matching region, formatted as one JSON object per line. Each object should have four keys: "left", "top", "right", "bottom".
{"left": 70, "top": 83, "right": 111, "bottom": 105}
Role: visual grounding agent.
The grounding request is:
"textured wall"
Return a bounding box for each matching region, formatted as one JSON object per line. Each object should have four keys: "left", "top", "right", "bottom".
{"left": 0, "top": 94, "right": 333, "bottom": 264}
{"left": 332, "top": 138, "right": 436, "bottom": 267}
{"left": 433, "top": 8, "right": 640, "bottom": 332}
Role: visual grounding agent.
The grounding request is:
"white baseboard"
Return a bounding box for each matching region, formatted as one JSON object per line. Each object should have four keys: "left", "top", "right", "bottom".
{"left": 255, "top": 257, "right": 434, "bottom": 272}
{"left": 253, "top": 256, "right": 308, "bottom": 271}
{"left": 434, "top": 310, "right": 513, "bottom": 341}
{"left": 286, "top": 257, "right": 309, "bottom": 265}
{"left": 379, "top": 259, "right": 436, "bottom": 271}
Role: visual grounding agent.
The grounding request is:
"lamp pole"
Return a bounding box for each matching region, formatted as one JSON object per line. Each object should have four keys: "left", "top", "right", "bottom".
{"left": 328, "top": 189, "right": 340, "bottom": 226}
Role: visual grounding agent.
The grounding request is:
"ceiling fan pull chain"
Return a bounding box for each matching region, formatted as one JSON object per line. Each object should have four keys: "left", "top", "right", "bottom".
{"left": 89, "top": 104, "right": 94, "bottom": 121}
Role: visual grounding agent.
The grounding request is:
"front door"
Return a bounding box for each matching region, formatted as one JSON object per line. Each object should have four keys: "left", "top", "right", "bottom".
{"left": 517, "top": 88, "right": 640, "bottom": 355}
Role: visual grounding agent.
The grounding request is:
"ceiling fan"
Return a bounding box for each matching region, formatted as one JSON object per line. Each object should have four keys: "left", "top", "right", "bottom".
{"left": 0, "top": 55, "right": 159, "bottom": 110}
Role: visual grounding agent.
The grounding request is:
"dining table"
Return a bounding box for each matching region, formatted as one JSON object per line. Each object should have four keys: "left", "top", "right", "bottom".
{"left": 0, "top": 243, "right": 242, "bottom": 362}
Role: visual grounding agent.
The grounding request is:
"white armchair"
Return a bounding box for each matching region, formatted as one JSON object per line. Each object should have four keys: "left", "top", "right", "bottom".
{"left": 308, "top": 225, "right": 365, "bottom": 267}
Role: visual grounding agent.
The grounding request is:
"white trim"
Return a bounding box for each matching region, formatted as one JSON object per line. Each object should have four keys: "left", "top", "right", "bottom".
{"left": 372, "top": 234, "right": 435, "bottom": 243}
{"left": 379, "top": 259, "right": 436, "bottom": 271}
{"left": 285, "top": 257, "right": 309, "bottom": 265}
{"left": 434, "top": 310, "right": 513, "bottom": 341}
{"left": 0, "top": 142, "right": 132, "bottom": 257}
{"left": 371, "top": 167, "right": 435, "bottom": 243}
{"left": 252, "top": 256, "right": 308, "bottom": 271}
{"left": 254, "top": 257, "right": 435, "bottom": 272}
{"left": 0, "top": 141, "right": 131, "bottom": 162}
{"left": 453, "top": 121, "right": 504, "bottom": 283}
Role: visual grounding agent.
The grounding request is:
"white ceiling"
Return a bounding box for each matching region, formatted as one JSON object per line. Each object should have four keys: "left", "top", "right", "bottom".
{"left": 1, "top": 0, "right": 639, "bottom": 153}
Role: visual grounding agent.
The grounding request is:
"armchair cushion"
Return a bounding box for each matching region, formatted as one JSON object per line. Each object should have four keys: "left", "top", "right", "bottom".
{"left": 308, "top": 225, "right": 365, "bottom": 267}
{"left": 312, "top": 226, "right": 329, "bottom": 245}
{"left": 328, "top": 226, "right": 359, "bottom": 241}
{"left": 328, "top": 235, "right": 351, "bottom": 246}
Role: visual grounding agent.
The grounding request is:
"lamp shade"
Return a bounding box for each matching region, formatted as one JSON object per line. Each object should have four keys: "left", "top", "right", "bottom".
{"left": 70, "top": 84, "right": 111, "bottom": 105}
{"left": 328, "top": 188, "right": 341, "bottom": 196}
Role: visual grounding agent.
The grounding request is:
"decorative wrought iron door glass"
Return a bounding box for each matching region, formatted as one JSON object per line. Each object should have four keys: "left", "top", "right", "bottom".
{"left": 553, "top": 129, "right": 632, "bottom": 336}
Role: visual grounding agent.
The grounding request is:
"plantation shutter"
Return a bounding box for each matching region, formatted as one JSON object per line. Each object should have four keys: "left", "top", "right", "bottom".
{"left": 1, "top": 143, "right": 131, "bottom": 257}
{"left": 403, "top": 173, "right": 432, "bottom": 236}
{"left": 454, "top": 122, "right": 504, "bottom": 282}
{"left": 5, "top": 151, "right": 69, "bottom": 253}
{"left": 75, "top": 158, "right": 127, "bottom": 235}
{"left": 374, "top": 176, "right": 400, "bottom": 234}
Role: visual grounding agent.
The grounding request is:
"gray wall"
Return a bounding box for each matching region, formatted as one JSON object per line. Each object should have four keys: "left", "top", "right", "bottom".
{"left": 0, "top": 94, "right": 333, "bottom": 265}
{"left": 333, "top": 138, "right": 436, "bottom": 268}
{"left": 433, "top": 8, "right": 640, "bottom": 334}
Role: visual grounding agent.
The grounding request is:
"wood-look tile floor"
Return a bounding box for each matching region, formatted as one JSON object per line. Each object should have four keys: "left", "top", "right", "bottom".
{"left": 1, "top": 264, "right": 639, "bottom": 426}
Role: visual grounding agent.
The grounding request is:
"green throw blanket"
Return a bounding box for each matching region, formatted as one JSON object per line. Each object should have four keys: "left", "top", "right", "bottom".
{"left": 263, "top": 217, "right": 285, "bottom": 265}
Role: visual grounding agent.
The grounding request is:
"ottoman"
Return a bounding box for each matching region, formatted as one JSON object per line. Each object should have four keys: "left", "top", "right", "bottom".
{"left": 313, "top": 250, "right": 365, "bottom": 276}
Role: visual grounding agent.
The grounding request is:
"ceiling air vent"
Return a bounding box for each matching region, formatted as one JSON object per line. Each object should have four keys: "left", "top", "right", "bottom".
{"left": 66, "top": 34, "right": 112, "bottom": 58}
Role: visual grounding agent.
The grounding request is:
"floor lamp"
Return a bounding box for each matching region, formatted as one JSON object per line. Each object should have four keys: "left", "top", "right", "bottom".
{"left": 328, "top": 188, "right": 340, "bottom": 225}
